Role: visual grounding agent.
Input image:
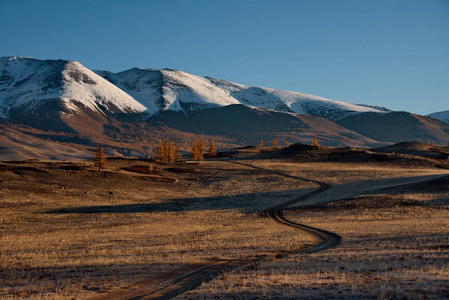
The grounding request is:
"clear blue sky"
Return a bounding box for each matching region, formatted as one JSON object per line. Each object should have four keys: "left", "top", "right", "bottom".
{"left": 1, "top": 0, "right": 448, "bottom": 115}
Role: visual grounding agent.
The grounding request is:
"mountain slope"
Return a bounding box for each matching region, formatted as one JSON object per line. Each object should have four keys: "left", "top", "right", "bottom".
{"left": 206, "top": 77, "right": 393, "bottom": 120}
{"left": 1, "top": 56, "right": 393, "bottom": 129}
{"left": 95, "top": 68, "right": 393, "bottom": 120}
{"left": 149, "top": 104, "right": 380, "bottom": 147}
{"left": 0, "top": 57, "right": 147, "bottom": 134}
{"left": 95, "top": 68, "right": 240, "bottom": 115}
{"left": 2, "top": 56, "right": 447, "bottom": 161}
{"left": 371, "top": 141, "right": 449, "bottom": 159}
{"left": 0, "top": 127, "right": 93, "bottom": 161}
{"left": 428, "top": 110, "right": 449, "bottom": 123}
{"left": 337, "top": 111, "right": 449, "bottom": 145}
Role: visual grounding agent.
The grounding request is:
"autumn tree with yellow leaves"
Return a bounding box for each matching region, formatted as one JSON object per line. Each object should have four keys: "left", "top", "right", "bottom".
{"left": 94, "top": 146, "right": 106, "bottom": 171}
{"left": 156, "top": 140, "right": 180, "bottom": 163}
{"left": 191, "top": 140, "right": 204, "bottom": 161}
{"left": 208, "top": 140, "right": 216, "bottom": 158}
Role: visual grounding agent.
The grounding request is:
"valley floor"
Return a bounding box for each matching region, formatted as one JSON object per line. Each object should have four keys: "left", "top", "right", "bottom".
{"left": 0, "top": 158, "right": 448, "bottom": 299}
{"left": 179, "top": 195, "right": 449, "bottom": 299}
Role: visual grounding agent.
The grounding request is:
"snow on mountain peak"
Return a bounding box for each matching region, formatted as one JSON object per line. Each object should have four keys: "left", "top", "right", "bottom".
{"left": 206, "top": 77, "right": 393, "bottom": 120}
{"left": 159, "top": 69, "right": 240, "bottom": 108}
{"left": 60, "top": 61, "right": 146, "bottom": 114}
{"left": 0, "top": 57, "right": 147, "bottom": 118}
{"left": 97, "top": 67, "right": 393, "bottom": 120}
{"left": 1, "top": 56, "right": 393, "bottom": 122}
{"left": 98, "top": 68, "right": 240, "bottom": 115}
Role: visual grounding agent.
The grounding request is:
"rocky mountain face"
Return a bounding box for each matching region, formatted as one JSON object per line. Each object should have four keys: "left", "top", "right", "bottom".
{"left": 0, "top": 56, "right": 447, "bottom": 160}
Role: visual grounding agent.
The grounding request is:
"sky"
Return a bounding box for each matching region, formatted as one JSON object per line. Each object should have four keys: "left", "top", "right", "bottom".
{"left": 1, "top": 0, "right": 448, "bottom": 115}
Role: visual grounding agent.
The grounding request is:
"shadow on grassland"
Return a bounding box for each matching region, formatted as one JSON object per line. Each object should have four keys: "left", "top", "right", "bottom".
{"left": 4, "top": 262, "right": 178, "bottom": 294}
{"left": 47, "top": 174, "right": 449, "bottom": 215}
{"left": 45, "top": 188, "right": 311, "bottom": 214}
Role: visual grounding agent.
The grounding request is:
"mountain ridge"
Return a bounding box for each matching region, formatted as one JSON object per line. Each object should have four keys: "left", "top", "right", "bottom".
{"left": 93, "top": 65, "right": 394, "bottom": 120}
{"left": 428, "top": 110, "right": 449, "bottom": 123}
{"left": 0, "top": 56, "right": 395, "bottom": 122}
{"left": 0, "top": 56, "right": 147, "bottom": 134}
{"left": 0, "top": 56, "right": 448, "bottom": 161}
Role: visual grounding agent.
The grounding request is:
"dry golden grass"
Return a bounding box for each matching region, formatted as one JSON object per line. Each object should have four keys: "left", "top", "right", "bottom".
{"left": 0, "top": 159, "right": 312, "bottom": 299}
{"left": 179, "top": 178, "right": 449, "bottom": 299}
{"left": 1, "top": 159, "right": 448, "bottom": 299}
{"left": 247, "top": 160, "right": 449, "bottom": 206}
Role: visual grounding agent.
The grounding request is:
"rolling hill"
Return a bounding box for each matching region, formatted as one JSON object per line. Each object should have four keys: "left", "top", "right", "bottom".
{"left": 336, "top": 111, "right": 449, "bottom": 145}
{"left": 428, "top": 110, "right": 449, "bottom": 123}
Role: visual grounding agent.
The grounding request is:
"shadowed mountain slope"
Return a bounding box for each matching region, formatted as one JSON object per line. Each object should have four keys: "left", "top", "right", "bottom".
{"left": 336, "top": 111, "right": 449, "bottom": 145}
{"left": 149, "top": 105, "right": 379, "bottom": 147}
{"left": 371, "top": 141, "right": 449, "bottom": 159}
{"left": 428, "top": 110, "right": 449, "bottom": 123}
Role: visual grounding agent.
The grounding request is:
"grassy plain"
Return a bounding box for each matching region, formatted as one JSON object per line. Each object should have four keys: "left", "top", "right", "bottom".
{"left": 177, "top": 162, "right": 449, "bottom": 299}
{"left": 1, "top": 157, "right": 448, "bottom": 299}
{"left": 1, "top": 159, "right": 311, "bottom": 299}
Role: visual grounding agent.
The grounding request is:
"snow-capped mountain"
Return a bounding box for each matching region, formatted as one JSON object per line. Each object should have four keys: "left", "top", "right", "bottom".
{"left": 95, "top": 68, "right": 240, "bottom": 115}
{"left": 205, "top": 77, "right": 393, "bottom": 120}
{"left": 0, "top": 56, "right": 393, "bottom": 128}
{"left": 96, "top": 67, "right": 393, "bottom": 121}
{"left": 428, "top": 110, "right": 449, "bottom": 123}
{"left": 1, "top": 56, "right": 449, "bottom": 160}
{"left": 0, "top": 57, "right": 146, "bottom": 132}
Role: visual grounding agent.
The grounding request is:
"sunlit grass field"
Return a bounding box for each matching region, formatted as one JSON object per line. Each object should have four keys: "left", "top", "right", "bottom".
{"left": 1, "top": 158, "right": 448, "bottom": 299}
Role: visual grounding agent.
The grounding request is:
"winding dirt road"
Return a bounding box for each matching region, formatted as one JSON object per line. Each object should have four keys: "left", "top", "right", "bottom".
{"left": 235, "top": 162, "right": 341, "bottom": 253}
{"left": 90, "top": 162, "right": 341, "bottom": 300}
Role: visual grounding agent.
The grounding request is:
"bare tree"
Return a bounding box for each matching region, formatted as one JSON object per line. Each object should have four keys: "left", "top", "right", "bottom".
{"left": 272, "top": 138, "right": 279, "bottom": 147}
{"left": 312, "top": 137, "right": 319, "bottom": 147}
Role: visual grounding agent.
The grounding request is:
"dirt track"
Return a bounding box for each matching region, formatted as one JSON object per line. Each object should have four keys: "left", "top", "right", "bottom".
{"left": 235, "top": 162, "right": 341, "bottom": 253}
{"left": 89, "top": 161, "right": 342, "bottom": 300}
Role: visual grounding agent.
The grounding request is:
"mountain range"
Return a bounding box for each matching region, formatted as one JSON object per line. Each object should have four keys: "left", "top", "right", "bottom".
{"left": 0, "top": 56, "right": 448, "bottom": 160}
